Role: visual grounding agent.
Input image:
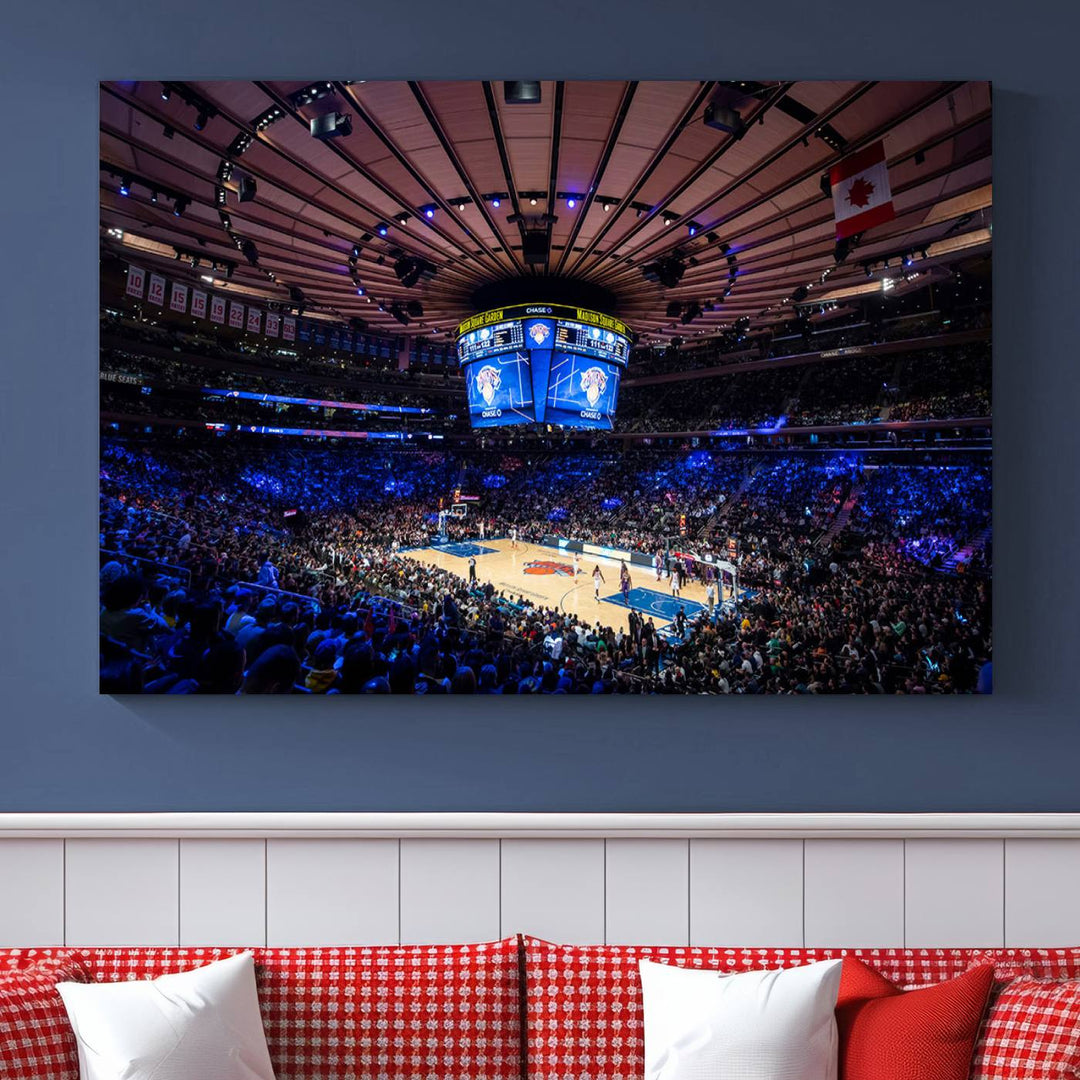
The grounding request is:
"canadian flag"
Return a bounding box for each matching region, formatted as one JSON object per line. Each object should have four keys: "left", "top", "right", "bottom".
{"left": 830, "top": 141, "right": 895, "bottom": 240}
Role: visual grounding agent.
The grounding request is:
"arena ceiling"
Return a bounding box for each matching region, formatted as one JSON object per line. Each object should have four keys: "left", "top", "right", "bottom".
{"left": 99, "top": 79, "right": 992, "bottom": 343}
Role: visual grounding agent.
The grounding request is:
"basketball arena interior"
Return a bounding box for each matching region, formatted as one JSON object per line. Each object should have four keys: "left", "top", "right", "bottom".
{"left": 98, "top": 79, "right": 992, "bottom": 695}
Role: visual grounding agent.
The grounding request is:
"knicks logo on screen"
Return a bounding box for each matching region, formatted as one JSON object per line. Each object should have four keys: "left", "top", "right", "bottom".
{"left": 580, "top": 365, "right": 609, "bottom": 408}
{"left": 524, "top": 560, "right": 574, "bottom": 576}
{"left": 475, "top": 365, "right": 502, "bottom": 406}
{"left": 528, "top": 323, "right": 551, "bottom": 346}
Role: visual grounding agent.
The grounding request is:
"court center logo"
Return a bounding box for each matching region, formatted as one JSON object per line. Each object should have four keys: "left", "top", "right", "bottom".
{"left": 580, "top": 365, "right": 609, "bottom": 407}
{"left": 524, "top": 560, "right": 575, "bottom": 576}
{"left": 475, "top": 365, "right": 502, "bottom": 406}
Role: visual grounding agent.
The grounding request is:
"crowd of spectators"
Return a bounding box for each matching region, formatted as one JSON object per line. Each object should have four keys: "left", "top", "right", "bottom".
{"left": 99, "top": 440, "right": 991, "bottom": 695}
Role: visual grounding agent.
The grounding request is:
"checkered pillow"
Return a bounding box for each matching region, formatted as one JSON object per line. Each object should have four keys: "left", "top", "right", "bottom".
{"left": 971, "top": 978, "right": 1080, "bottom": 1080}
{"left": 971, "top": 950, "right": 1080, "bottom": 982}
{"left": 0, "top": 955, "right": 92, "bottom": 1080}
{"left": 522, "top": 938, "right": 975, "bottom": 1080}
{"left": 0, "top": 941, "right": 522, "bottom": 1080}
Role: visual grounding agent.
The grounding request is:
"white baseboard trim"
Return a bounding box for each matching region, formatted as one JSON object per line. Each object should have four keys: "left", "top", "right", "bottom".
{"left": 1, "top": 812, "right": 1079, "bottom": 839}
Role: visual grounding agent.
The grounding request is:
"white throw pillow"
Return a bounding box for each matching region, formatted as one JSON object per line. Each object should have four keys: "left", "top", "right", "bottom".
{"left": 57, "top": 951, "right": 276, "bottom": 1080}
{"left": 639, "top": 957, "right": 843, "bottom": 1080}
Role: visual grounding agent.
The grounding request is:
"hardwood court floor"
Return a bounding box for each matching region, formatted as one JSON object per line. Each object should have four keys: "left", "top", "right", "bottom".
{"left": 400, "top": 537, "right": 729, "bottom": 633}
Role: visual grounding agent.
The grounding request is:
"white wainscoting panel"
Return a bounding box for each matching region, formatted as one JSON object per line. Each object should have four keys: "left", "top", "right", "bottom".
{"left": 1, "top": 817, "right": 1078, "bottom": 950}
{"left": 690, "top": 839, "right": 805, "bottom": 946}
{"left": 804, "top": 839, "right": 904, "bottom": 947}
{"left": 500, "top": 839, "right": 605, "bottom": 943}
{"left": 905, "top": 839, "right": 1004, "bottom": 947}
{"left": 605, "top": 839, "right": 689, "bottom": 945}
{"left": 0, "top": 840, "right": 64, "bottom": 946}
{"left": 179, "top": 839, "right": 266, "bottom": 947}
{"left": 400, "top": 839, "right": 500, "bottom": 944}
{"left": 1005, "top": 839, "right": 1080, "bottom": 946}
{"left": 64, "top": 839, "right": 180, "bottom": 946}
{"left": 266, "top": 839, "right": 398, "bottom": 946}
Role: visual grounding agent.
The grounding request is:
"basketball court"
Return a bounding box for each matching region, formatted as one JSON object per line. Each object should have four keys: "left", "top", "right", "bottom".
{"left": 399, "top": 536, "right": 736, "bottom": 634}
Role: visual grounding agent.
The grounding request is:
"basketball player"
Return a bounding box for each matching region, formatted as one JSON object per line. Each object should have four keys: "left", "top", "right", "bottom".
{"left": 574, "top": 550, "right": 582, "bottom": 575}
{"left": 619, "top": 561, "right": 631, "bottom": 606}
{"left": 468, "top": 554, "right": 477, "bottom": 583}
{"left": 705, "top": 578, "right": 716, "bottom": 615}
{"left": 653, "top": 550, "right": 663, "bottom": 581}
{"left": 510, "top": 524, "right": 518, "bottom": 550}
{"left": 479, "top": 518, "right": 486, "bottom": 540}
{"left": 592, "top": 564, "right": 605, "bottom": 600}
{"left": 670, "top": 566, "right": 681, "bottom": 598}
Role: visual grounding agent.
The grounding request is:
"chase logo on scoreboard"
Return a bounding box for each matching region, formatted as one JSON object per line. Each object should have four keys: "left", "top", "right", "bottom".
{"left": 523, "top": 560, "right": 575, "bottom": 576}
{"left": 580, "top": 365, "right": 609, "bottom": 407}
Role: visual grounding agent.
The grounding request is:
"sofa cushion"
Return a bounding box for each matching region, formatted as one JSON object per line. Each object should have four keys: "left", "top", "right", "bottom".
{"left": 0, "top": 940, "right": 522, "bottom": 1080}
{"left": 835, "top": 958, "right": 993, "bottom": 1080}
{"left": 0, "top": 954, "right": 93, "bottom": 1080}
{"left": 970, "top": 949, "right": 1080, "bottom": 981}
{"left": 971, "top": 977, "right": 1080, "bottom": 1080}
{"left": 522, "top": 938, "right": 975, "bottom": 1080}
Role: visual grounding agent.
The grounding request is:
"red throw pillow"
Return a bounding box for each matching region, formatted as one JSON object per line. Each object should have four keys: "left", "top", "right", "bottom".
{"left": 836, "top": 957, "right": 994, "bottom": 1080}
{"left": 971, "top": 977, "right": 1080, "bottom": 1080}
{"left": 0, "top": 955, "right": 92, "bottom": 1080}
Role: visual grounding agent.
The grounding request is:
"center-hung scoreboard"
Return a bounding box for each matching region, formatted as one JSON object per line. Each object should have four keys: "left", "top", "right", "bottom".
{"left": 456, "top": 304, "right": 633, "bottom": 430}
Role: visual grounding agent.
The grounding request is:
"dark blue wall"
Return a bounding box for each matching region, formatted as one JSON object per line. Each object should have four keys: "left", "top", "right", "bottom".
{"left": 1, "top": 0, "right": 1076, "bottom": 812}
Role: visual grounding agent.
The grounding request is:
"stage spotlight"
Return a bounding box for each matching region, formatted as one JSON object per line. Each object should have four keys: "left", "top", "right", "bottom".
{"left": 529, "top": 197, "right": 537, "bottom": 206}
{"left": 396, "top": 212, "right": 410, "bottom": 225}
{"left": 458, "top": 201, "right": 467, "bottom": 211}
{"left": 356, "top": 286, "right": 364, "bottom": 295}
{"left": 150, "top": 190, "right": 158, "bottom": 204}
{"left": 491, "top": 197, "right": 501, "bottom": 208}
{"left": 310, "top": 112, "right": 352, "bottom": 140}
{"left": 119, "top": 175, "right": 132, "bottom": 196}
{"left": 376, "top": 222, "right": 389, "bottom": 237}
{"left": 603, "top": 202, "right": 611, "bottom": 213}
{"left": 566, "top": 197, "right": 576, "bottom": 209}
{"left": 904, "top": 252, "right": 915, "bottom": 267}
{"left": 160, "top": 85, "right": 171, "bottom": 101}
{"left": 194, "top": 111, "right": 209, "bottom": 131}
{"left": 663, "top": 214, "right": 674, "bottom": 226}
{"left": 240, "top": 239, "right": 259, "bottom": 265}
{"left": 237, "top": 175, "right": 257, "bottom": 203}
{"left": 504, "top": 81, "right": 541, "bottom": 104}
{"left": 173, "top": 196, "right": 189, "bottom": 217}
{"left": 688, "top": 223, "right": 697, "bottom": 237}
{"left": 162, "top": 125, "right": 175, "bottom": 139}
{"left": 424, "top": 206, "right": 435, "bottom": 219}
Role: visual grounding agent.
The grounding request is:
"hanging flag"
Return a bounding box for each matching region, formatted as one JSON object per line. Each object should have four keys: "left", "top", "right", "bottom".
{"left": 266, "top": 312, "right": 280, "bottom": 337}
{"left": 830, "top": 140, "right": 895, "bottom": 240}
{"left": 210, "top": 294, "right": 226, "bottom": 324}
{"left": 228, "top": 300, "right": 245, "bottom": 329}
{"left": 246, "top": 307, "right": 262, "bottom": 334}
{"left": 147, "top": 273, "right": 167, "bottom": 306}
{"left": 282, "top": 316, "right": 296, "bottom": 341}
{"left": 191, "top": 289, "right": 208, "bottom": 319}
{"left": 169, "top": 282, "right": 189, "bottom": 314}
{"left": 125, "top": 264, "right": 146, "bottom": 299}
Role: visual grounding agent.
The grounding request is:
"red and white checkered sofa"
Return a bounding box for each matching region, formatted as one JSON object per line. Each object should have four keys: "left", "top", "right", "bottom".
{"left": 3, "top": 936, "right": 1080, "bottom": 1079}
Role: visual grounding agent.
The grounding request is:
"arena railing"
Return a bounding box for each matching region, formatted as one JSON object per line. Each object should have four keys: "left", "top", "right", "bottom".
{"left": 99, "top": 548, "right": 192, "bottom": 585}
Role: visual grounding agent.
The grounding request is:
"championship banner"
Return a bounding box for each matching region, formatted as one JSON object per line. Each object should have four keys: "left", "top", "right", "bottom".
{"left": 147, "top": 273, "right": 167, "bottom": 306}
{"left": 228, "top": 300, "right": 245, "bottom": 329}
{"left": 246, "top": 307, "right": 261, "bottom": 334}
{"left": 830, "top": 140, "right": 895, "bottom": 240}
{"left": 191, "top": 289, "right": 207, "bottom": 320}
{"left": 210, "top": 294, "right": 226, "bottom": 324}
{"left": 125, "top": 264, "right": 146, "bottom": 299}
{"left": 329, "top": 328, "right": 340, "bottom": 350}
{"left": 282, "top": 316, "right": 296, "bottom": 341}
{"left": 169, "top": 282, "right": 189, "bottom": 314}
{"left": 265, "top": 312, "right": 280, "bottom": 337}
{"left": 342, "top": 330, "right": 352, "bottom": 351}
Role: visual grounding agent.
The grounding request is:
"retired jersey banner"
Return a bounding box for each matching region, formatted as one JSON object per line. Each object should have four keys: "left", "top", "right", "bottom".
{"left": 228, "top": 300, "right": 245, "bottom": 329}
{"left": 169, "top": 282, "right": 189, "bottom": 314}
{"left": 147, "top": 273, "right": 167, "bottom": 306}
{"left": 282, "top": 315, "right": 296, "bottom": 341}
{"left": 125, "top": 264, "right": 146, "bottom": 299}
{"left": 265, "top": 312, "right": 280, "bottom": 337}
{"left": 210, "top": 294, "right": 226, "bottom": 324}
{"left": 191, "top": 289, "right": 207, "bottom": 320}
{"left": 830, "top": 140, "right": 895, "bottom": 240}
{"left": 246, "top": 307, "right": 261, "bottom": 334}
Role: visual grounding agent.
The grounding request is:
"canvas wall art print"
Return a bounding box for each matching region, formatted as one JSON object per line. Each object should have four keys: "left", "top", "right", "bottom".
{"left": 99, "top": 79, "right": 991, "bottom": 694}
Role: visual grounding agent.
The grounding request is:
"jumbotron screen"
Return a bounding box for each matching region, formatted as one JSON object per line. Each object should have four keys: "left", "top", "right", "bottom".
{"left": 457, "top": 304, "right": 632, "bottom": 429}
